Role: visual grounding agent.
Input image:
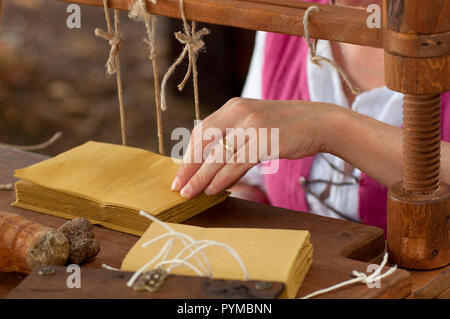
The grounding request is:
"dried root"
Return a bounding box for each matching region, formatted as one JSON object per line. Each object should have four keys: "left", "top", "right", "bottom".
{"left": 58, "top": 217, "right": 100, "bottom": 264}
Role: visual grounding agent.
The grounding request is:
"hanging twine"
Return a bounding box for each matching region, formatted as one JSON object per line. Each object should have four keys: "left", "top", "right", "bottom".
{"left": 303, "top": 6, "right": 361, "bottom": 95}
{"left": 95, "top": 0, "right": 127, "bottom": 145}
{"left": 160, "top": 0, "right": 209, "bottom": 120}
{"left": 129, "top": 0, "right": 165, "bottom": 155}
{"left": 300, "top": 253, "right": 397, "bottom": 299}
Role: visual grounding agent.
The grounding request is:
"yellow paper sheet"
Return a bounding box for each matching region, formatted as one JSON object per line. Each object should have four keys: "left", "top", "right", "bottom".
{"left": 14, "top": 141, "right": 190, "bottom": 214}
{"left": 13, "top": 141, "right": 229, "bottom": 235}
{"left": 121, "top": 222, "right": 313, "bottom": 298}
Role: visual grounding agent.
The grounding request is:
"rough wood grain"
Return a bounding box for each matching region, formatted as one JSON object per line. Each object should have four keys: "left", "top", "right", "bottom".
{"left": 384, "top": 0, "right": 450, "bottom": 271}
{"left": 386, "top": 0, "right": 450, "bottom": 34}
{"left": 6, "top": 266, "right": 284, "bottom": 299}
{"left": 384, "top": 0, "right": 450, "bottom": 94}
{"left": 387, "top": 182, "right": 450, "bottom": 269}
{"left": 410, "top": 267, "right": 450, "bottom": 298}
{"left": 0, "top": 146, "right": 413, "bottom": 299}
{"left": 57, "top": 0, "right": 383, "bottom": 48}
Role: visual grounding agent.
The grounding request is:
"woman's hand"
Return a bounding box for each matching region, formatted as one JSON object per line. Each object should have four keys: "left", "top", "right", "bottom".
{"left": 171, "top": 97, "right": 341, "bottom": 198}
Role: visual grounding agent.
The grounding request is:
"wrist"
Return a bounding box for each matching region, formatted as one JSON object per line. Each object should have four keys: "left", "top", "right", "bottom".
{"left": 320, "top": 107, "right": 355, "bottom": 157}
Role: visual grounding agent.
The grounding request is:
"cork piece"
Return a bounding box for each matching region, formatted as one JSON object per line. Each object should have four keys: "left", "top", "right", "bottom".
{"left": 58, "top": 217, "right": 100, "bottom": 265}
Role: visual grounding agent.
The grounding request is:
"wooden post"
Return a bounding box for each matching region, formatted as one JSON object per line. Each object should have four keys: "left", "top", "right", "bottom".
{"left": 384, "top": 0, "right": 450, "bottom": 269}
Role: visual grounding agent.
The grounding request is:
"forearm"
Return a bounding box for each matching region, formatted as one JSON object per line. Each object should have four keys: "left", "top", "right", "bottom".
{"left": 324, "top": 109, "right": 403, "bottom": 188}
{"left": 324, "top": 108, "right": 450, "bottom": 188}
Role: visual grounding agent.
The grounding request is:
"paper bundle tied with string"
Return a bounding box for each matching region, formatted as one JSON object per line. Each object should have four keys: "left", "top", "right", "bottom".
{"left": 12, "top": 141, "right": 228, "bottom": 236}
{"left": 121, "top": 221, "right": 313, "bottom": 299}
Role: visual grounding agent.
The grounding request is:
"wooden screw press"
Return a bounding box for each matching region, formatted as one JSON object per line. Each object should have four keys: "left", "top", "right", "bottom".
{"left": 384, "top": 0, "right": 449, "bottom": 269}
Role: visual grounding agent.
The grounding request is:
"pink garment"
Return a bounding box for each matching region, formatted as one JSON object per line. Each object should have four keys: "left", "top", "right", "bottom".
{"left": 262, "top": 0, "right": 450, "bottom": 231}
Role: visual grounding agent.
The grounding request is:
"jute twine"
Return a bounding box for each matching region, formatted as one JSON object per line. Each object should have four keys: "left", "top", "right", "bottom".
{"left": 304, "top": 6, "right": 360, "bottom": 95}
{"left": 95, "top": 0, "right": 127, "bottom": 145}
{"left": 129, "top": 0, "right": 165, "bottom": 154}
{"left": 160, "top": 0, "right": 209, "bottom": 120}
{"left": 0, "top": 132, "right": 63, "bottom": 191}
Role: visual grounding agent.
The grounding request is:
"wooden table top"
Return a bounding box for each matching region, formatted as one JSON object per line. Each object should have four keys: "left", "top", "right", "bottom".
{"left": 0, "top": 146, "right": 448, "bottom": 299}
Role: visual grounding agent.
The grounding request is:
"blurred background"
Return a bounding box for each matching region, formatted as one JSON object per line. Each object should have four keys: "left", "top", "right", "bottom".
{"left": 0, "top": 0, "right": 255, "bottom": 156}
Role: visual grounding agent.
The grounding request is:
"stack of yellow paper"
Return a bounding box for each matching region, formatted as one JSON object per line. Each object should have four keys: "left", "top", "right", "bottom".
{"left": 13, "top": 141, "right": 229, "bottom": 236}
{"left": 121, "top": 222, "right": 313, "bottom": 298}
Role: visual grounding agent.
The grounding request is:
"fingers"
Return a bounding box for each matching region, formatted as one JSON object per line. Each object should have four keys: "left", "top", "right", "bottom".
{"left": 178, "top": 142, "right": 231, "bottom": 198}
{"left": 178, "top": 130, "right": 253, "bottom": 198}
{"left": 204, "top": 141, "right": 257, "bottom": 196}
{"left": 172, "top": 98, "right": 247, "bottom": 193}
{"left": 172, "top": 114, "right": 224, "bottom": 192}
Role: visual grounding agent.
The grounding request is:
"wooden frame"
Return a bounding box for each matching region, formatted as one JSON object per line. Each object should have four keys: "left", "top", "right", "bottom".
{"left": 60, "top": 0, "right": 383, "bottom": 47}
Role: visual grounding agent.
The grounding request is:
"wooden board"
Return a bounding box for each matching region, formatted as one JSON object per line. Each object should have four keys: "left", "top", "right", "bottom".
{"left": 0, "top": 146, "right": 413, "bottom": 299}
{"left": 58, "top": 0, "right": 383, "bottom": 48}
{"left": 6, "top": 267, "right": 284, "bottom": 299}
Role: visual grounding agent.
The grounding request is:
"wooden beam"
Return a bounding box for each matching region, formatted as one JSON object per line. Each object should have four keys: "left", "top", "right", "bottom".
{"left": 58, "top": 0, "right": 383, "bottom": 48}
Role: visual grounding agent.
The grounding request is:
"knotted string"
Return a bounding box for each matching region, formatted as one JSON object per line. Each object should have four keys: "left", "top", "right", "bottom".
{"left": 95, "top": 0, "right": 127, "bottom": 145}
{"left": 126, "top": 210, "right": 249, "bottom": 288}
{"left": 303, "top": 6, "right": 361, "bottom": 95}
{"left": 129, "top": 0, "right": 165, "bottom": 154}
{"left": 300, "top": 253, "right": 397, "bottom": 299}
{"left": 160, "top": 0, "right": 209, "bottom": 120}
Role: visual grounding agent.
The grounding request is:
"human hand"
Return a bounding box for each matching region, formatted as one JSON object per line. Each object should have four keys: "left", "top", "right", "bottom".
{"left": 171, "top": 97, "right": 341, "bottom": 198}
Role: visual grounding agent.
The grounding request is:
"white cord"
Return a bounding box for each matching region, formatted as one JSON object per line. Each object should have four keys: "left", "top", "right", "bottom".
{"left": 139, "top": 211, "right": 212, "bottom": 276}
{"left": 300, "top": 253, "right": 397, "bottom": 299}
{"left": 127, "top": 239, "right": 175, "bottom": 287}
{"left": 102, "top": 264, "right": 121, "bottom": 271}
{"left": 127, "top": 210, "right": 250, "bottom": 287}
{"left": 154, "top": 259, "right": 204, "bottom": 276}
{"left": 167, "top": 240, "right": 250, "bottom": 280}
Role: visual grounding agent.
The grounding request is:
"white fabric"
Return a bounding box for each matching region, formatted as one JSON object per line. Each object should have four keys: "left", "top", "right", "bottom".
{"left": 240, "top": 35, "right": 403, "bottom": 222}
{"left": 240, "top": 31, "right": 267, "bottom": 191}
{"left": 241, "top": 31, "right": 266, "bottom": 100}
{"left": 306, "top": 40, "right": 403, "bottom": 221}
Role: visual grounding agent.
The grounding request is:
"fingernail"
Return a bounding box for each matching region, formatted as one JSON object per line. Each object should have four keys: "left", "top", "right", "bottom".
{"left": 171, "top": 177, "right": 181, "bottom": 191}
{"left": 204, "top": 185, "right": 215, "bottom": 196}
{"left": 180, "top": 184, "right": 192, "bottom": 198}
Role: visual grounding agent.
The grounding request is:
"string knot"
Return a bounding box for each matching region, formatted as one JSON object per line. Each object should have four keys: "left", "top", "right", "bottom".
{"left": 174, "top": 27, "right": 209, "bottom": 53}
{"left": 303, "top": 6, "right": 361, "bottom": 95}
{"left": 95, "top": 28, "right": 123, "bottom": 75}
{"left": 160, "top": 0, "right": 209, "bottom": 119}
{"left": 300, "top": 253, "right": 398, "bottom": 299}
{"left": 351, "top": 270, "right": 371, "bottom": 284}
{"left": 129, "top": 0, "right": 158, "bottom": 61}
{"left": 174, "top": 27, "right": 210, "bottom": 92}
